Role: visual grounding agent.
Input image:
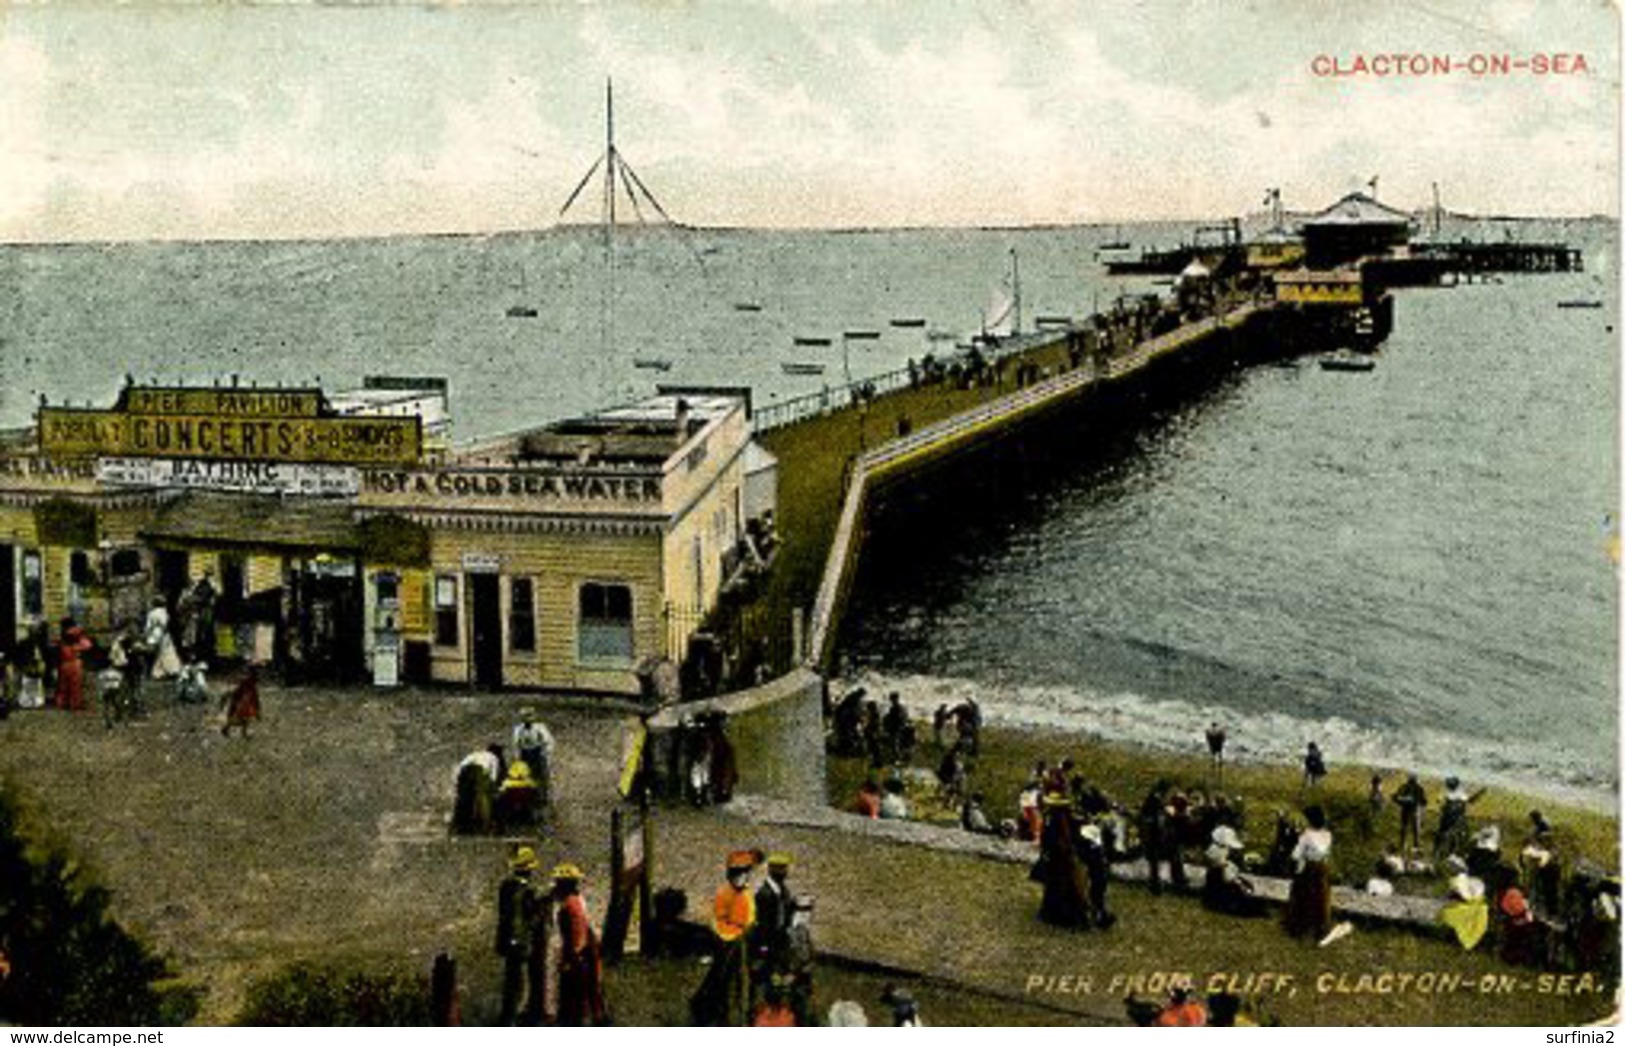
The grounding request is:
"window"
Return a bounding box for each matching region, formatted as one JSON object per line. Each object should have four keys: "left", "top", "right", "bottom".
{"left": 219, "top": 555, "right": 246, "bottom": 618}
{"left": 21, "top": 550, "right": 42, "bottom": 616}
{"left": 434, "top": 574, "right": 459, "bottom": 647}
{"left": 375, "top": 572, "right": 400, "bottom": 605}
{"left": 69, "top": 551, "right": 93, "bottom": 587}
{"left": 578, "top": 582, "right": 633, "bottom": 661}
{"left": 509, "top": 577, "right": 536, "bottom": 653}
{"left": 109, "top": 549, "right": 144, "bottom": 579}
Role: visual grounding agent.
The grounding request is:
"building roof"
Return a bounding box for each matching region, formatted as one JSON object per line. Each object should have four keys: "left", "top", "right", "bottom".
{"left": 512, "top": 392, "right": 742, "bottom": 467}
{"left": 142, "top": 493, "right": 361, "bottom": 549}
{"left": 1305, "top": 192, "right": 1413, "bottom": 228}
{"left": 743, "top": 441, "right": 778, "bottom": 475}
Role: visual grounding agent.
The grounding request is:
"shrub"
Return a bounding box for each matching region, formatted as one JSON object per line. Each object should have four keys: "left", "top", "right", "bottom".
{"left": 237, "top": 960, "right": 431, "bottom": 1026}
{"left": 0, "top": 794, "right": 200, "bottom": 1026}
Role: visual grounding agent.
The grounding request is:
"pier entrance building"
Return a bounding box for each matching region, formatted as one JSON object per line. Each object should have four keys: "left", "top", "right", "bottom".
{"left": 0, "top": 380, "right": 771, "bottom": 697}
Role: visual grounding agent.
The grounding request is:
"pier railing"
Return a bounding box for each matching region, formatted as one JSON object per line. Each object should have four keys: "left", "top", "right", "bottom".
{"left": 753, "top": 330, "right": 1066, "bottom": 434}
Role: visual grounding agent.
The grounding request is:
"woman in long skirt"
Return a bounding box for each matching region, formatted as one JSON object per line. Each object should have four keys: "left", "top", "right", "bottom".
{"left": 1284, "top": 805, "right": 1334, "bottom": 939}
{"left": 552, "top": 865, "right": 607, "bottom": 1026}
{"left": 221, "top": 664, "right": 260, "bottom": 737}
{"left": 53, "top": 623, "right": 92, "bottom": 712}
{"left": 146, "top": 600, "right": 182, "bottom": 680}
{"left": 1032, "top": 795, "right": 1092, "bottom": 928}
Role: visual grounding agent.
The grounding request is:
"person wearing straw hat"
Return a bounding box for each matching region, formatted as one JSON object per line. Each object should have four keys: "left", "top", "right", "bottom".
{"left": 495, "top": 759, "right": 541, "bottom": 832}
{"left": 752, "top": 852, "right": 797, "bottom": 982}
{"left": 551, "top": 863, "right": 606, "bottom": 1026}
{"left": 495, "top": 846, "right": 548, "bottom": 1025}
{"left": 1203, "top": 825, "right": 1263, "bottom": 918}
{"left": 1032, "top": 792, "right": 1092, "bottom": 929}
{"left": 691, "top": 850, "right": 758, "bottom": 1025}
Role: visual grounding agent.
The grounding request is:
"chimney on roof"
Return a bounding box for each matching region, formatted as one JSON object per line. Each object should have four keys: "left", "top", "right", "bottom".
{"left": 674, "top": 397, "right": 692, "bottom": 448}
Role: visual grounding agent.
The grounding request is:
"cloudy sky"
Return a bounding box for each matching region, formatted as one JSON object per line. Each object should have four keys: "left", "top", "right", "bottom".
{"left": 0, "top": 0, "right": 1616, "bottom": 241}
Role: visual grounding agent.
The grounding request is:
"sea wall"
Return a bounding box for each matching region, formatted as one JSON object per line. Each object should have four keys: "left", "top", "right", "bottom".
{"left": 648, "top": 666, "right": 827, "bottom": 804}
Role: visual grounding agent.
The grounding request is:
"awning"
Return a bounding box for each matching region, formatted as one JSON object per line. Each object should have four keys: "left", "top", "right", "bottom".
{"left": 141, "top": 493, "right": 361, "bottom": 551}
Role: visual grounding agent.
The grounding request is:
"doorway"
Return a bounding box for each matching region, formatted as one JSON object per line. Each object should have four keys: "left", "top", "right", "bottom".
{"left": 468, "top": 573, "right": 502, "bottom": 690}
{"left": 0, "top": 545, "right": 13, "bottom": 656}
{"left": 295, "top": 559, "right": 364, "bottom": 684}
{"left": 154, "top": 549, "right": 190, "bottom": 610}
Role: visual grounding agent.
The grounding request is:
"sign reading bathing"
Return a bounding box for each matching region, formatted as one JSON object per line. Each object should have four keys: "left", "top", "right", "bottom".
{"left": 98, "top": 457, "right": 361, "bottom": 497}
{"left": 39, "top": 407, "right": 420, "bottom": 465}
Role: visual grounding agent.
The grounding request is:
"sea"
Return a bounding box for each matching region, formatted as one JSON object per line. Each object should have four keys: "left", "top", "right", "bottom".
{"left": 0, "top": 218, "right": 1617, "bottom": 809}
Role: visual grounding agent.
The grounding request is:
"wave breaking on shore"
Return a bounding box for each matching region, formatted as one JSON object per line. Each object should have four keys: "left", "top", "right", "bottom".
{"left": 842, "top": 669, "right": 1618, "bottom": 815}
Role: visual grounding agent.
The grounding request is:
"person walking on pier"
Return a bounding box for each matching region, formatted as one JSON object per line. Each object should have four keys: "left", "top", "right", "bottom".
{"left": 1394, "top": 772, "right": 1427, "bottom": 853}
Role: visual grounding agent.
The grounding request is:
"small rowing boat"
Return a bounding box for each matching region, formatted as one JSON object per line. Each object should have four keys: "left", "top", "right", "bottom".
{"left": 1319, "top": 351, "right": 1375, "bottom": 373}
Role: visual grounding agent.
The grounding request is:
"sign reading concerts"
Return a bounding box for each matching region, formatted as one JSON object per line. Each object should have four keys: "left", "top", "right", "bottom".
{"left": 38, "top": 407, "right": 421, "bottom": 465}
{"left": 98, "top": 458, "right": 360, "bottom": 497}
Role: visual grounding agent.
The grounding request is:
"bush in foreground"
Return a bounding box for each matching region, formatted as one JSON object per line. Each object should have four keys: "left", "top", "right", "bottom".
{"left": 237, "top": 960, "right": 431, "bottom": 1026}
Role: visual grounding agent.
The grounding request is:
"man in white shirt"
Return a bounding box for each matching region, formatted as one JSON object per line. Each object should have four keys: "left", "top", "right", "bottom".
{"left": 513, "top": 709, "right": 555, "bottom": 807}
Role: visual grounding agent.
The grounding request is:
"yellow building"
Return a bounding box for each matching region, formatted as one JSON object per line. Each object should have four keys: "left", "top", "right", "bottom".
{"left": 0, "top": 381, "right": 768, "bottom": 698}
{"left": 1272, "top": 268, "right": 1367, "bottom": 306}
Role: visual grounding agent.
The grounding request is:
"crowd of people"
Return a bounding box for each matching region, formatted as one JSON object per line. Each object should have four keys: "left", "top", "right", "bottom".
{"left": 0, "top": 573, "right": 260, "bottom": 735}
{"left": 685, "top": 847, "right": 920, "bottom": 1027}
{"left": 453, "top": 709, "right": 555, "bottom": 835}
{"left": 828, "top": 691, "right": 1620, "bottom": 977}
{"left": 489, "top": 846, "right": 606, "bottom": 1026}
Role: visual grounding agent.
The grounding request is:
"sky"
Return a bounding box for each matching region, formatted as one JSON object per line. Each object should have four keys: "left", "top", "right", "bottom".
{"left": 0, "top": 0, "right": 1617, "bottom": 241}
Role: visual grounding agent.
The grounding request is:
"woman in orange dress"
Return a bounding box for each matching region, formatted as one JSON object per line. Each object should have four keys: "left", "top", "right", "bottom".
{"left": 54, "top": 622, "right": 93, "bottom": 712}
{"left": 552, "top": 864, "right": 606, "bottom": 1026}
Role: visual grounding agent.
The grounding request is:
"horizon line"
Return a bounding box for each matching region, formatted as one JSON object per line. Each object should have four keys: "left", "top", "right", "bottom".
{"left": 0, "top": 211, "right": 1614, "bottom": 250}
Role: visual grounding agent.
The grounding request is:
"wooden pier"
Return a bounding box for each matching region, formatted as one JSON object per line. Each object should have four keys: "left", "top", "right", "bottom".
{"left": 787, "top": 301, "right": 1274, "bottom": 667}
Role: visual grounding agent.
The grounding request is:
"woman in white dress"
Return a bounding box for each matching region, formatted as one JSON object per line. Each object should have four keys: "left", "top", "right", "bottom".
{"left": 145, "top": 599, "right": 182, "bottom": 679}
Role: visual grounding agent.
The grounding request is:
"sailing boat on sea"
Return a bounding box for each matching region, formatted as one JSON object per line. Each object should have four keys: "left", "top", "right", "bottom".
{"left": 978, "top": 248, "right": 1022, "bottom": 343}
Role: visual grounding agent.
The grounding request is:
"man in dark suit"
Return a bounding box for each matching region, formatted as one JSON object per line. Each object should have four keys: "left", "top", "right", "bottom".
{"left": 752, "top": 853, "right": 797, "bottom": 988}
